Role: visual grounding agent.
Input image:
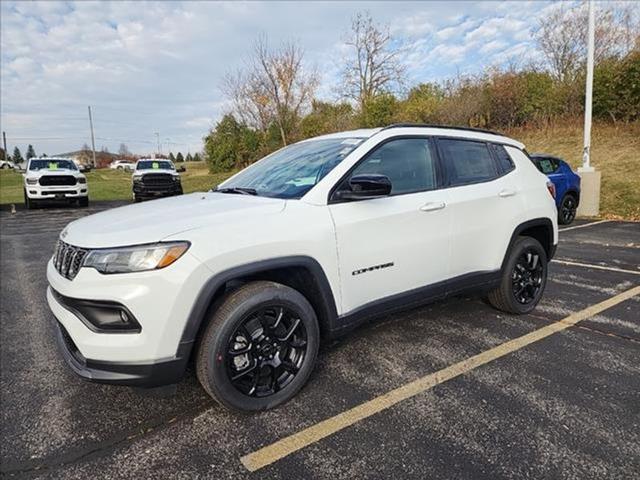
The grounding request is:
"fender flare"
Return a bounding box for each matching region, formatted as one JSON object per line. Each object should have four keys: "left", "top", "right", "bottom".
{"left": 500, "top": 218, "right": 556, "bottom": 272}
{"left": 176, "top": 255, "right": 339, "bottom": 358}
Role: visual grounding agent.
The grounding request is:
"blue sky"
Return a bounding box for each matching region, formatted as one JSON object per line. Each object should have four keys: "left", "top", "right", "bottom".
{"left": 0, "top": 0, "right": 565, "bottom": 155}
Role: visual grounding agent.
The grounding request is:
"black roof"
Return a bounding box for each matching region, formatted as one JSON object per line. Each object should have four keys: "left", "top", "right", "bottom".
{"left": 381, "top": 123, "right": 503, "bottom": 136}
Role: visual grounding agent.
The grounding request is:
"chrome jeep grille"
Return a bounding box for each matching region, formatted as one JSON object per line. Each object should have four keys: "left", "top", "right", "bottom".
{"left": 53, "top": 240, "right": 88, "bottom": 280}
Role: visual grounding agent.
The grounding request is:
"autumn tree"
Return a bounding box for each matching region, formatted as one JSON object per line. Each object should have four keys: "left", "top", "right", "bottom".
{"left": 341, "top": 12, "right": 405, "bottom": 111}
{"left": 536, "top": 2, "right": 639, "bottom": 83}
{"left": 224, "top": 36, "right": 318, "bottom": 146}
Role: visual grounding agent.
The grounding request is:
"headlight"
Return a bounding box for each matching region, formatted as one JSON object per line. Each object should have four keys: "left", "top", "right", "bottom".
{"left": 78, "top": 177, "right": 87, "bottom": 184}
{"left": 133, "top": 174, "right": 143, "bottom": 181}
{"left": 83, "top": 242, "right": 190, "bottom": 274}
{"left": 26, "top": 178, "right": 38, "bottom": 185}
{"left": 173, "top": 175, "right": 181, "bottom": 182}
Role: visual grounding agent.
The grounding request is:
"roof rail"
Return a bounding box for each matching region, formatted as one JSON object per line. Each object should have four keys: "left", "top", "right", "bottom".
{"left": 381, "top": 123, "right": 503, "bottom": 136}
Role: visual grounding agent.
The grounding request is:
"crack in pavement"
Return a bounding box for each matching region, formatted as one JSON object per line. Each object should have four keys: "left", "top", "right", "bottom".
{"left": 0, "top": 400, "right": 212, "bottom": 477}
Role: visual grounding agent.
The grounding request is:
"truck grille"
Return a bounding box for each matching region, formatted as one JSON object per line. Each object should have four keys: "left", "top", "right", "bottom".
{"left": 142, "top": 173, "right": 174, "bottom": 186}
{"left": 40, "top": 175, "right": 77, "bottom": 186}
{"left": 53, "top": 240, "right": 88, "bottom": 280}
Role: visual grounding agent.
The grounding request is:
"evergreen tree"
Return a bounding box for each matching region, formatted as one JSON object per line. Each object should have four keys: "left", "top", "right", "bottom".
{"left": 176, "top": 152, "right": 184, "bottom": 163}
{"left": 193, "top": 153, "right": 201, "bottom": 162}
{"left": 169, "top": 152, "right": 175, "bottom": 162}
{"left": 12, "top": 147, "right": 24, "bottom": 164}
{"left": 186, "top": 153, "right": 193, "bottom": 162}
{"left": 26, "top": 144, "right": 37, "bottom": 160}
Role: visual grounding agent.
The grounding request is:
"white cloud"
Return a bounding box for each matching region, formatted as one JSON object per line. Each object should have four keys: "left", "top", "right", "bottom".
{"left": 0, "top": 0, "right": 556, "bottom": 155}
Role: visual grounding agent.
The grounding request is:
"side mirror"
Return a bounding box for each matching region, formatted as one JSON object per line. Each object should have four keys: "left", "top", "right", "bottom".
{"left": 335, "top": 174, "right": 392, "bottom": 201}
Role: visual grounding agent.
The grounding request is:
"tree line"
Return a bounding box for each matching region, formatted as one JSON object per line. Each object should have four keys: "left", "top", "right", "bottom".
{"left": 204, "top": 4, "right": 639, "bottom": 173}
{"left": 0, "top": 145, "right": 39, "bottom": 164}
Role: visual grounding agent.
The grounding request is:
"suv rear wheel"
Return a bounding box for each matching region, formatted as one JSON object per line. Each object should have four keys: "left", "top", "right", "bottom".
{"left": 196, "top": 281, "right": 319, "bottom": 411}
{"left": 488, "top": 236, "right": 548, "bottom": 314}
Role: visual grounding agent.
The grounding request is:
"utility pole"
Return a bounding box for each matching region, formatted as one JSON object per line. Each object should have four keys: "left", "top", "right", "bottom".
{"left": 155, "top": 132, "right": 161, "bottom": 156}
{"left": 88, "top": 106, "right": 97, "bottom": 168}
{"left": 577, "top": 0, "right": 601, "bottom": 217}
{"left": 2, "top": 131, "right": 7, "bottom": 159}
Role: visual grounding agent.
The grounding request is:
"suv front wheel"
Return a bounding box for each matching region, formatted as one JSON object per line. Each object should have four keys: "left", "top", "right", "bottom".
{"left": 488, "top": 236, "right": 548, "bottom": 314}
{"left": 196, "top": 281, "right": 319, "bottom": 411}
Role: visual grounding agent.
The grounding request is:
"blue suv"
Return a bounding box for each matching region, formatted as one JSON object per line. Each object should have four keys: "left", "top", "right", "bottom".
{"left": 530, "top": 153, "right": 581, "bottom": 225}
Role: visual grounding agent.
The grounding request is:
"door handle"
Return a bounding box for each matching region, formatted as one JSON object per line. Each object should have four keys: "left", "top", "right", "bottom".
{"left": 498, "top": 189, "right": 516, "bottom": 198}
{"left": 420, "top": 201, "right": 446, "bottom": 212}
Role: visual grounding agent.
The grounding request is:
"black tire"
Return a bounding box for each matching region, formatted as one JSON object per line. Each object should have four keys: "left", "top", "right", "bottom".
{"left": 196, "top": 281, "right": 319, "bottom": 412}
{"left": 78, "top": 197, "right": 89, "bottom": 207}
{"left": 558, "top": 194, "right": 578, "bottom": 225}
{"left": 24, "top": 189, "right": 35, "bottom": 210}
{"left": 487, "top": 236, "right": 548, "bottom": 314}
{"left": 133, "top": 195, "right": 142, "bottom": 203}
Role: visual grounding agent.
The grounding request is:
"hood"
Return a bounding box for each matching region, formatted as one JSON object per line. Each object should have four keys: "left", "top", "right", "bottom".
{"left": 134, "top": 169, "right": 177, "bottom": 176}
{"left": 25, "top": 168, "right": 82, "bottom": 178}
{"left": 62, "top": 192, "right": 286, "bottom": 248}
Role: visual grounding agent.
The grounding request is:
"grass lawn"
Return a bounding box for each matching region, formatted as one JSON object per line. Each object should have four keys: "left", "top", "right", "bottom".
{"left": 0, "top": 162, "right": 235, "bottom": 204}
{"left": 2, "top": 122, "right": 638, "bottom": 220}
{"left": 505, "top": 121, "right": 640, "bottom": 220}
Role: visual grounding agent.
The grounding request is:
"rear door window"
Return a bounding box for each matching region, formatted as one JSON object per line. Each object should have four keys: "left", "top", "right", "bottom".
{"left": 438, "top": 139, "right": 498, "bottom": 187}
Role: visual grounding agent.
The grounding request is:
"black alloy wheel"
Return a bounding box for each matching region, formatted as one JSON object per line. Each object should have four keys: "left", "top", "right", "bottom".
{"left": 559, "top": 194, "right": 577, "bottom": 225}
{"left": 511, "top": 249, "right": 544, "bottom": 305}
{"left": 487, "top": 236, "right": 548, "bottom": 314}
{"left": 196, "top": 281, "right": 319, "bottom": 411}
{"left": 226, "top": 305, "right": 307, "bottom": 397}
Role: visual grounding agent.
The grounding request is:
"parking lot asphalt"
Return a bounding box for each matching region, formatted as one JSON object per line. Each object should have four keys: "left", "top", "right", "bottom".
{"left": 1, "top": 203, "right": 638, "bottom": 479}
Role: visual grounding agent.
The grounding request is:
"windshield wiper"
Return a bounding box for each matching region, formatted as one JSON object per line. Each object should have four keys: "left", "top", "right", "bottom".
{"left": 213, "top": 187, "right": 258, "bottom": 196}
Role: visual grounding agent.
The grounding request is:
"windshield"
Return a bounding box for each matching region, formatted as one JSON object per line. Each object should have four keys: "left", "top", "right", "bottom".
{"left": 219, "top": 137, "right": 364, "bottom": 199}
{"left": 137, "top": 160, "right": 174, "bottom": 170}
{"left": 29, "top": 159, "right": 77, "bottom": 171}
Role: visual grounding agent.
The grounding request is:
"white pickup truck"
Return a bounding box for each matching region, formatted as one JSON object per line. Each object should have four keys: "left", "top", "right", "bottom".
{"left": 23, "top": 157, "right": 88, "bottom": 209}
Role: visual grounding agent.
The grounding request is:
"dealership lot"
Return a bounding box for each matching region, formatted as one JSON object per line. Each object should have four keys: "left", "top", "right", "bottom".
{"left": 1, "top": 204, "right": 638, "bottom": 479}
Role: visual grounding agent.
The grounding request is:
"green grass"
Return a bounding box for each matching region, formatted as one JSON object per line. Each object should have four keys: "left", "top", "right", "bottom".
{"left": 505, "top": 121, "right": 640, "bottom": 220}
{"left": 0, "top": 162, "right": 236, "bottom": 204}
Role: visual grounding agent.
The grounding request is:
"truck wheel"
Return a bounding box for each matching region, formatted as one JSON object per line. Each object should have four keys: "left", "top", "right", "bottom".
{"left": 78, "top": 197, "right": 89, "bottom": 207}
{"left": 134, "top": 195, "right": 142, "bottom": 203}
{"left": 196, "top": 281, "right": 319, "bottom": 411}
{"left": 24, "top": 189, "right": 35, "bottom": 210}
{"left": 487, "top": 236, "right": 548, "bottom": 314}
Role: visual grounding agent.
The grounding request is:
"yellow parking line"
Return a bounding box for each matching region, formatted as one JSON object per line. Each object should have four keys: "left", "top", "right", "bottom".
{"left": 552, "top": 259, "right": 640, "bottom": 275}
{"left": 240, "top": 285, "right": 640, "bottom": 472}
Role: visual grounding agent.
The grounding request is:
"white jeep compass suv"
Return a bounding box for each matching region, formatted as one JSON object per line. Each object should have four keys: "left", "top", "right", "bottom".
{"left": 47, "top": 125, "right": 558, "bottom": 411}
{"left": 24, "top": 157, "right": 89, "bottom": 209}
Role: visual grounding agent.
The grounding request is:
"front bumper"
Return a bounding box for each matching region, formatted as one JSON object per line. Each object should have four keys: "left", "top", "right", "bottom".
{"left": 53, "top": 318, "right": 188, "bottom": 386}
{"left": 26, "top": 184, "right": 88, "bottom": 199}
{"left": 46, "top": 251, "right": 213, "bottom": 385}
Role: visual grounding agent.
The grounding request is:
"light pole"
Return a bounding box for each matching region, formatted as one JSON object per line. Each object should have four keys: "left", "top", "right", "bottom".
{"left": 577, "top": 0, "right": 601, "bottom": 218}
